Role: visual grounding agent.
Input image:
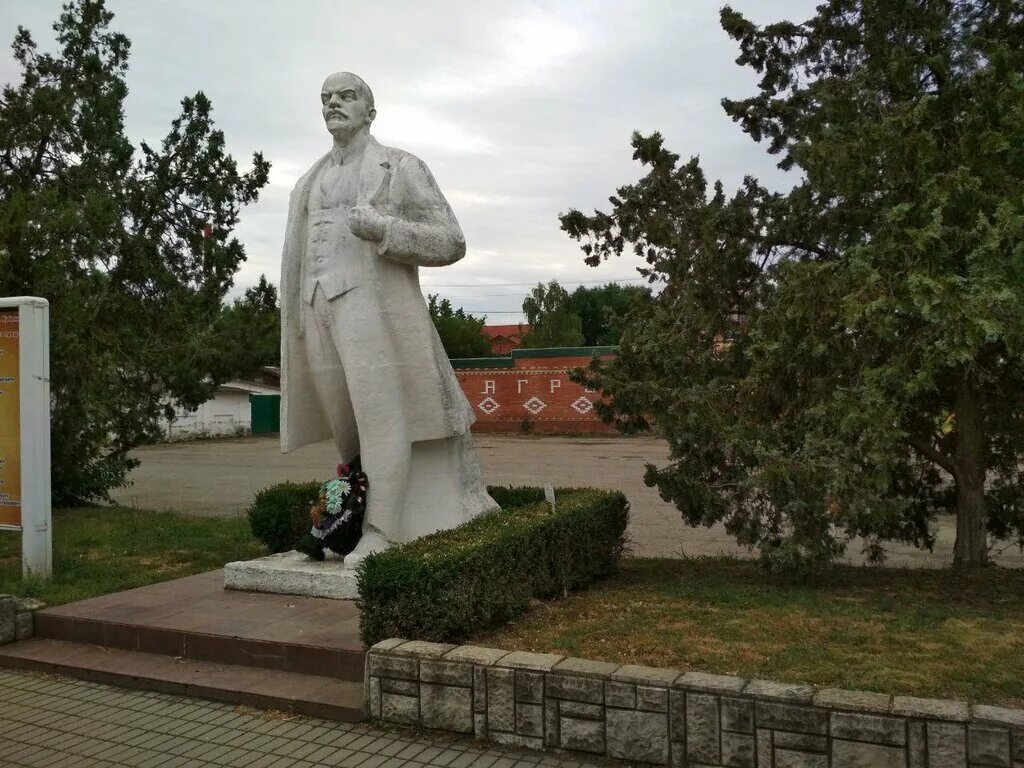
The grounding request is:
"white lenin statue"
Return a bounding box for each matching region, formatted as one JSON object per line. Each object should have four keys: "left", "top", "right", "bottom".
{"left": 279, "top": 72, "right": 498, "bottom": 567}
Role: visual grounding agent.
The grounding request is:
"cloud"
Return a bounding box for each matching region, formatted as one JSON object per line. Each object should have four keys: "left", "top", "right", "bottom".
{"left": 413, "top": 7, "right": 589, "bottom": 101}
{"left": 0, "top": 0, "right": 822, "bottom": 319}
{"left": 374, "top": 105, "right": 493, "bottom": 154}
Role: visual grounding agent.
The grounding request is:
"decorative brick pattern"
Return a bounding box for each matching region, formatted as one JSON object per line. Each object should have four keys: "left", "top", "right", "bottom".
{"left": 367, "top": 639, "right": 1024, "bottom": 767}
{"left": 453, "top": 351, "right": 617, "bottom": 434}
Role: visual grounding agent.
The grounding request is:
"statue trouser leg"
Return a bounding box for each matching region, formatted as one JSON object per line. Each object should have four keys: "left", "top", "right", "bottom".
{"left": 310, "top": 288, "right": 410, "bottom": 561}
{"left": 301, "top": 293, "right": 359, "bottom": 462}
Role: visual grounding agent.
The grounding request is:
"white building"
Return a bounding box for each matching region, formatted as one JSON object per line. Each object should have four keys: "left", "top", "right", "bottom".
{"left": 162, "top": 376, "right": 280, "bottom": 441}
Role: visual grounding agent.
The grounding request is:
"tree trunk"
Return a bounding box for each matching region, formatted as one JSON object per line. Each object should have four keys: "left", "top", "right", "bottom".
{"left": 953, "top": 377, "right": 988, "bottom": 568}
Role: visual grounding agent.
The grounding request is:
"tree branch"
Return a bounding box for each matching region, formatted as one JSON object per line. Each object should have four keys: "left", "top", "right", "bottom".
{"left": 905, "top": 434, "right": 959, "bottom": 481}
{"left": 769, "top": 239, "right": 836, "bottom": 260}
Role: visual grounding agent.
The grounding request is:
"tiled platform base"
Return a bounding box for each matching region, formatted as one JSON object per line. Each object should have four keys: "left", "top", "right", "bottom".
{"left": 224, "top": 550, "right": 359, "bottom": 600}
{"left": 0, "top": 570, "right": 367, "bottom": 721}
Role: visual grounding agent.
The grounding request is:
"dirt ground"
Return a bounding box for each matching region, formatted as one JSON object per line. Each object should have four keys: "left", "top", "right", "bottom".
{"left": 110, "top": 434, "right": 1022, "bottom": 569}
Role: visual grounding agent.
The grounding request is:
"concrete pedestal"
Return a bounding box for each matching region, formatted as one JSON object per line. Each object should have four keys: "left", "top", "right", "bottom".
{"left": 223, "top": 551, "right": 358, "bottom": 600}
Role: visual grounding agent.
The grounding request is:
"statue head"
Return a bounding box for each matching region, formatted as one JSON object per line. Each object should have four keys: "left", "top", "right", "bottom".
{"left": 321, "top": 72, "right": 376, "bottom": 143}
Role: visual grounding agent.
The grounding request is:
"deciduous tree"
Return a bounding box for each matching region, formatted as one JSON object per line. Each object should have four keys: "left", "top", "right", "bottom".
{"left": 566, "top": 282, "right": 652, "bottom": 346}
{"left": 427, "top": 294, "right": 491, "bottom": 359}
{"left": 521, "top": 280, "right": 584, "bottom": 348}
{"left": 214, "top": 274, "right": 281, "bottom": 381}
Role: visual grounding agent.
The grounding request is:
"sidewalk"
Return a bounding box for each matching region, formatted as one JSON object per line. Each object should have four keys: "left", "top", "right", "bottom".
{"left": 0, "top": 669, "right": 600, "bottom": 768}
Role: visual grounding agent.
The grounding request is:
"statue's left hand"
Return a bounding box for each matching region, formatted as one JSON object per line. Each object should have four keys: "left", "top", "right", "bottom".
{"left": 348, "top": 206, "right": 388, "bottom": 242}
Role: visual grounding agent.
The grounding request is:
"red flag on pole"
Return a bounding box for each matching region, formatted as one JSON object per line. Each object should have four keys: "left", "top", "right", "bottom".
{"left": 202, "top": 224, "right": 213, "bottom": 239}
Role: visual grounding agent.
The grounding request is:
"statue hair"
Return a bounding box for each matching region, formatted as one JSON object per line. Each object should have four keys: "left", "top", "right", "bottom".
{"left": 326, "top": 71, "right": 375, "bottom": 111}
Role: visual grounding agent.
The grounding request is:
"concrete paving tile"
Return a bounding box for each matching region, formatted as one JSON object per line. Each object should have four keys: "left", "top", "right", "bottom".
{"left": 58, "top": 754, "right": 101, "bottom": 768}
{"left": 262, "top": 735, "right": 300, "bottom": 755}
{"left": 371, "top": 740, "right": 407, "bottom": 757}
{"left": 431, "top": 750, "right": 468, "bottom": 767}
{"left": 75, "top": 738, "right": 118, "bottom": 758}
{"left": 304, "top": 743, "right": 342, "bottom": 764}
{"left": 114, "top": 748, "right": 158, "bottom": 767}
{"left": 346, "top": 734, "right": 380, "bottom": 752}
{"left": 287, "top": 740, "right": 331, "bottom": 761}
{"left": 313, "top": 727, "right": 358, "bottom": 747}
{"left": 226, "top": 750, "right": 266, "bottom": 767}
{"left": 138, "top": 733, "right": 180, "bottom": 752}
{"left": 2, "top": 743, "right": 42, "bottom": 765}
{"left": 447, "top": 752, "right": 481, "bottom": 768}
{"left": 127, "top": 757, "right": 165, "bottom": 768}
{"left": 341, "top": 752, "right": 381, "bottom": 768}
{"left": 32, "top": 748, "right": 74, "bottom": 768}
{"left": 246, "top": 753, "right": 285, "bottom": 768}
{"left": 197, "top": 744, "right": 236, "bottom": 764}
{"left": 416, "top": 746, "right": 446, "bottom": 764}
{"left": 210, "top": 747, "right": 249, "bottom": 766}
{"left": 396, "top": 742, "right": 431, "bottom": 761}
{"left": 181, "top": 742, "right": 215, "bottom": 760}
{"left": 2, "top": 722, "right": 38, "bottom": 741}
{"left": 153, "top": 756, "right": 195, "bottom": 768}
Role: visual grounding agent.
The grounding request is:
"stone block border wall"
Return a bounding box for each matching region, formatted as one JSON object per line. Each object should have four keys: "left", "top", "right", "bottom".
{"left": 0, "top": 595, "right": 44, "bottom": 645}
{"left": 367, "top": 639, "right": 1024, "bottom": 767}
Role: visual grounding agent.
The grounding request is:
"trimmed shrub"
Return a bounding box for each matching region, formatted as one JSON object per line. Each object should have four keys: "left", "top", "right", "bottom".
{"left": 357, "top": 487, "right": 629, "bottom": 646}
{"left": 247, "top": 482, "right": 579, "bottom": 556}
{"left": 247, "top": 481, "right": 320, "bottom": 553}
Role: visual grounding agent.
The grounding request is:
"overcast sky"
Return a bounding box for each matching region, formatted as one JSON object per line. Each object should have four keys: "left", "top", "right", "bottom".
{"left": 1, "top": 0, "right": 819, "bottom": 321}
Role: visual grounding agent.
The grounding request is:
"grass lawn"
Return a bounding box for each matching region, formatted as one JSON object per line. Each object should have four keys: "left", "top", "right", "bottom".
{"left": 474, "top": 556, "right": 1024, "bottom": 707}
{"left": 0, "top": 506, "right": 265, "bottom": 606}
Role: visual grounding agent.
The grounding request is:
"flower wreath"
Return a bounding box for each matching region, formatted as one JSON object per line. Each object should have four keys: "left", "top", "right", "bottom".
{"left": 296, "top": 459, "right": 369, "bottom": 561}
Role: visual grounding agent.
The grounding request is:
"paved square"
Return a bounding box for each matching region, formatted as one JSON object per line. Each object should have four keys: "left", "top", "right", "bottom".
{"left": 0, "top": 669, "right": 604, "bottom": 768}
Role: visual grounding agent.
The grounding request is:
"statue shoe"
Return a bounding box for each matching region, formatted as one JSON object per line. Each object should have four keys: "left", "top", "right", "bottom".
{"left": 343, "top": 531, "right": 391, "bottom": 569}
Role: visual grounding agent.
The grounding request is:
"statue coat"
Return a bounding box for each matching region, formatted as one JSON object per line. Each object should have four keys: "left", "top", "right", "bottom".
{"left": 279, "top": 137, "right": 475, "bottom": 454}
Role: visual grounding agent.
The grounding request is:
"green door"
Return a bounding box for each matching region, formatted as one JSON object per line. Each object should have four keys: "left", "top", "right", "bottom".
{"left": 250, "top": 394, "right": 281, "bottom": 434}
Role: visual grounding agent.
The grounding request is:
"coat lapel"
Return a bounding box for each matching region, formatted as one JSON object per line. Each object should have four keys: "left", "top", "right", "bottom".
{"left": 358, "top": 138, "right": 392, "bottom": 208}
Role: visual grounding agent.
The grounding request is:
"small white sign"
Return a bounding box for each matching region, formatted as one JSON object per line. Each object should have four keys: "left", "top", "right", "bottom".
{"left": 544, "top": 484, "right": 555, "bottom": 511}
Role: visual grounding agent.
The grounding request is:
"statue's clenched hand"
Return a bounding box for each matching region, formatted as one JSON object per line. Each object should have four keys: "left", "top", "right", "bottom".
{"left": 348, "top": 206, "right": 388, "bottom": 242}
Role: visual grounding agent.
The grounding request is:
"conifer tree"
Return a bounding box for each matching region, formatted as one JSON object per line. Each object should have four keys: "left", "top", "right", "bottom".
{"left": 562, "top": 0, "right": 1024, "bottom": 569}
{"left": 0, "top": 1, "right": 270, "bottom": 503}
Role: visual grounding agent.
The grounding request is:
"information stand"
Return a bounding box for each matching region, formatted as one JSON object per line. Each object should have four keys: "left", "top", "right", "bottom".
{"left": 0, "top": 297, "right": 51, "bottom": 578}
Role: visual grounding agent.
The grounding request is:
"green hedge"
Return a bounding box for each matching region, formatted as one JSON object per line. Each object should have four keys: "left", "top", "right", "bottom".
{"left": 357, "top": 487, "right": 629, "bottom": 646}
{"left": 246, "top": 482, "right": 590, "bottom": 556}
{"left": 247, "top": 481, "right": 320, "bottom": 553}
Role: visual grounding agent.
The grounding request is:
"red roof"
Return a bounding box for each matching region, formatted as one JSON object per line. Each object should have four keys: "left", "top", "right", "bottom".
{"left": 483, "top": 324, "right": 528, "bottom": 340}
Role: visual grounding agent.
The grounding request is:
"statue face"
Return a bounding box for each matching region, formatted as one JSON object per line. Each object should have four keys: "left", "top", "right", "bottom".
{"left": 321, "top": 73, "right": 375, "bottom": 141}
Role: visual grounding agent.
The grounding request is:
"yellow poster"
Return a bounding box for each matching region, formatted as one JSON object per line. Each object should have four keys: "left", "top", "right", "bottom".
{"left": 0, "top": 308, "right": 20, "bottom": 527}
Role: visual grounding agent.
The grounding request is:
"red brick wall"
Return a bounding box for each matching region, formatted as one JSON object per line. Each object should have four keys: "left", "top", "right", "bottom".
{"left": 455, "top": 353, "right": 616, "bottom": 434}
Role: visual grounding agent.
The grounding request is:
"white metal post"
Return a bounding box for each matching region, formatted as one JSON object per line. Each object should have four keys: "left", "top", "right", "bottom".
{"left": 0, "top": 297, "right": 52, "bottom": 578}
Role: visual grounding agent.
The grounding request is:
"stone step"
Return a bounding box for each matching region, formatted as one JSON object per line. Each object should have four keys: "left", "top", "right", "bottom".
{"left": 33, "top": 604, "right": 364, "bottom": 682}
{"left": 0, "top": 638, "right": 366, "bottom": 722}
